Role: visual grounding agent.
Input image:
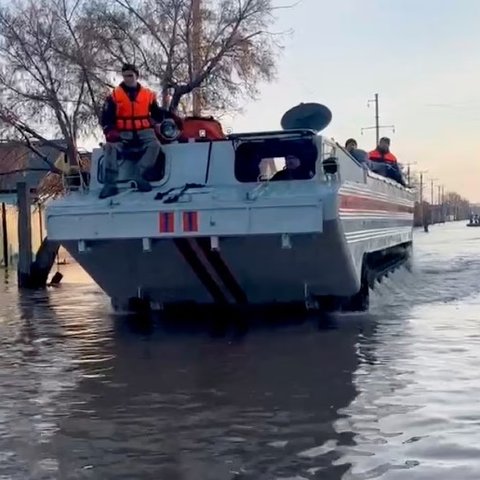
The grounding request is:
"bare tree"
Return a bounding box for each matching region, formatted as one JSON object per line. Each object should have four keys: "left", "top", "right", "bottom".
{"left": 0, "top": 0, "right": 288, "bottom": 190}
{"left": 444, "top": 191, "right": 470, "bottom": 220}
{"left": 0, "top": 0, "right": 105, "bottom": 167}
{"left": 83, "top": 0, "right": 285, "bottom": 114}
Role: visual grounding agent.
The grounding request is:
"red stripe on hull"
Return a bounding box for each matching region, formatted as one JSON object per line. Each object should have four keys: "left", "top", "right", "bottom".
{"left": 183, "top": 211, "right": 199, "bottom": 232}
{"left": 339, "top": 194, "right": 413, "bottom": 213}
{"left": 159, "top": 212, "right": 174, "bottom": 233}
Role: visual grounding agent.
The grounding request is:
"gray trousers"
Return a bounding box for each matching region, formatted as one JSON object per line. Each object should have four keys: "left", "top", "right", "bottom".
{"left": 103, "top": 129, "right": 161, "bottom": 184}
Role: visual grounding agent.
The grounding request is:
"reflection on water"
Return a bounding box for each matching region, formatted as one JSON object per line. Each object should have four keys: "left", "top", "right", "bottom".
{"left": 0, "top": 222, "right": 479, "bottom": 479}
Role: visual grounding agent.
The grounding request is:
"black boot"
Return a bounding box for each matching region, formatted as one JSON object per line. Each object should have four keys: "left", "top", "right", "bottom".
{"left": 99, "top": 184, "right": 119, "bottom": 199}
{"left": 133, "top": 177, "right": 152, "bottom": 192}
{"left": 132, "top": 166, "right": 152, "bottom": 192}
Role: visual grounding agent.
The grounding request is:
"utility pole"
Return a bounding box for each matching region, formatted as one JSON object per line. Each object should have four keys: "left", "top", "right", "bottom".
{"left": 429, "top": 177, "right": 437, "bottom": 224}
{"left": 437, "top": 185, "right": 442, "bottom": 224}
{"left": 419, "top": 172, "right": 423, "bottom": 202}
{"left": 441, "top": 185, "right": 445, "bottom": 222}
{"left": 192, "top": 0, "right": 202, "bottom": 116}
{"left": 373, "top": 93, "right": 379, "bottom": 144}
{"left": 418, "top": 170, "right": 428, "bottom": 231}
{"left": 361, "top": 93, "right": 395, "bottom": 145}
{"left": 403, "top": 161, "right": 417, "bottom": 185}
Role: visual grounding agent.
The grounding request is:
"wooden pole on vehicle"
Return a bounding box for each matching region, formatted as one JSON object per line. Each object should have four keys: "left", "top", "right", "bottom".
{"left": 192, "top": 0, "right": 202, "bottom": 116}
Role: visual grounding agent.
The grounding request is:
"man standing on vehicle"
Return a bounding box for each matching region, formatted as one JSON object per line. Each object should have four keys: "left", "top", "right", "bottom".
{"left": 99, "top": 63, "right": 173, "bottom": 199}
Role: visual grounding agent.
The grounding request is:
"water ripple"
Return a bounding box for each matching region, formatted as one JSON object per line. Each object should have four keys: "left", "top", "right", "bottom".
{"left": 0, "top": 223, "right": 478, "bottom": 478}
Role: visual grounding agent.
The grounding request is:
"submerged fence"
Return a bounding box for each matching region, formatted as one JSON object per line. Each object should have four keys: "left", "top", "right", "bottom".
{"left": 413, "top": 201, "right": 470, "bottom": 227}
{"left": 0, "top": 200, "right": 45, "bottom": 267}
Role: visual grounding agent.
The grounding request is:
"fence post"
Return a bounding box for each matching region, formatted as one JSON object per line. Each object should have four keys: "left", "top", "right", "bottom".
{"left": 17, "top": 182, "right": 33, "bottom": 287}
{"left": 1, "top": 202, "right": 7, "bottom": 268}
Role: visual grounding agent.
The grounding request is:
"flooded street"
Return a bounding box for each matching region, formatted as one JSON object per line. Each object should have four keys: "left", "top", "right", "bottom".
{"left": 1, "top": 221, "right": 480, "bottom": 479}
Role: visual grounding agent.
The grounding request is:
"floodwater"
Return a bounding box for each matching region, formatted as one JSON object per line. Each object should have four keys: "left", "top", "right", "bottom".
{"left": 1, "top": 221, "right": 480, "bottom": 479}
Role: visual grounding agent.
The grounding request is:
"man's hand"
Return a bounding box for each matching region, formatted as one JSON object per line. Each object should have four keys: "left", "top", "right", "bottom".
{"left": 105, "top": 130, "right": 121, "bottom": 143}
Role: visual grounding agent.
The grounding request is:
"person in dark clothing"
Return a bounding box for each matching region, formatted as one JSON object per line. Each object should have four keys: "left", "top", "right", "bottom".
{"left": 99, "top": 63, "right": 175, "bottom": 199}
{"left": 344, "top": 138, "right": 368, "bottom": 164}
{"left": 345, "top": 138, "right": 357, "bottom": 153}
{"left": 270, "top": 155, "right": 313, "bottom": 181}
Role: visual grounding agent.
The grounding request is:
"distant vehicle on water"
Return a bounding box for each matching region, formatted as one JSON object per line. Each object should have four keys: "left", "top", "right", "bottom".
{"left": 467, "top": 214, "right": 480, "bottom": 227}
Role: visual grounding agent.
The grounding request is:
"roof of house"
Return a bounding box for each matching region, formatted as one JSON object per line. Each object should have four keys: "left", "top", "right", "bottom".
{"left": 0, "top": 140, "right": 91, "bottom": 201}
{"left": 0, "top": 140, "right": 64, "bottom": 191}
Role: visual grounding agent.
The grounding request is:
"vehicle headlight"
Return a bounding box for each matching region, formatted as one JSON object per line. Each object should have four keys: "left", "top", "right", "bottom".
{"left": 159, "top": 119, "right": 180, "bottom": 141}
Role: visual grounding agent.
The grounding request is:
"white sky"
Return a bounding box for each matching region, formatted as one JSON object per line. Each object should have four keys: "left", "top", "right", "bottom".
{"left": 83, "top": 0, "right": 480, "bottom": 201}
{"left": 224, "top": 0, "right": 480, "bottom": 202}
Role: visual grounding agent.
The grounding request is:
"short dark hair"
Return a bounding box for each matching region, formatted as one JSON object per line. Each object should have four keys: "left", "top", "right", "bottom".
{"left": 345, "top": 138, "right": 357, "bottom": 147}
{"left": 379, "top": 137, "right": 390, "bottom": 144}
{"left": 121, "top": 63, "right": 139, "bottom": 76}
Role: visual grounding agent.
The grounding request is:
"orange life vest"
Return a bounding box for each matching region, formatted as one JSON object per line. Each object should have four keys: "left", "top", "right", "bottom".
{"left": 369, "top": 149, "right": 398, "bottom": 164}
{"left": 112, "top": 85, "right": 156, "bottom": 131}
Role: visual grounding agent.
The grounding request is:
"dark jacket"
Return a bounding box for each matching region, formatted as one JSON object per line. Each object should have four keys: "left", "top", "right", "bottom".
{"left": 271, "top": 166, "right": 313, "bottom": 181}
{"left": 100, "top": 82, "right": 174, "bottom": 133}
{"left": 350, "top": 148, "right": 368, "bottom": 164}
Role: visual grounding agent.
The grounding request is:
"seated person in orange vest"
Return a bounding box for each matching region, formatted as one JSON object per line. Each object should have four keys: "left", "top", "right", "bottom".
{"left": 99, "top": 63, "right": 174, "bottom": 199}
{"left": 270, "top": 155, "right": 314, "bottom": 181}
{"left": 368, "top": 137, "right": 406, "bottom": 185}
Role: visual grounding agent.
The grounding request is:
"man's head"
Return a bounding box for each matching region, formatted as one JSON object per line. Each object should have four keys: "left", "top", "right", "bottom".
{"left": 121, "top": 63, "right": 139, "bottom": 88}
{"left": 378, "top": 137, "right": 390, "bottom": 153}
{"left": 345, "top": 138, "right": 357, "bottom": 153}
{"left": 285, "top": 155, "right": 301, "bottom": 170}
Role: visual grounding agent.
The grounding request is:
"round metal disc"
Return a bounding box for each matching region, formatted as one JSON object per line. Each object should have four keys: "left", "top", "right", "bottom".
{"left": 281, "top": 103, "right": 332, "bottom": 132}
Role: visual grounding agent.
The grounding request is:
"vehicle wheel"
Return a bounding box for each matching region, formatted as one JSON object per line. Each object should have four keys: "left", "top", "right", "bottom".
{"left": 342, "top": 280, "right": 370, "bottom": 312}
{"left": 314, "top": 295, "right": 343, "bottom": 312}
{"left": 342, "top": 260, "right": 370, "bottom": 312}
{"left": 127, "top": 296, "right": 152, "bottom": 314}
{"left": 404, "top": 244, "right": 414, "bottom": 272}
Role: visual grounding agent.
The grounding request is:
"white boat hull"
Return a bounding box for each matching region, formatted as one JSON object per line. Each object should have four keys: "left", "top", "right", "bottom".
{"left": 46, "top": 129, "right": 414, "bottom": 312}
